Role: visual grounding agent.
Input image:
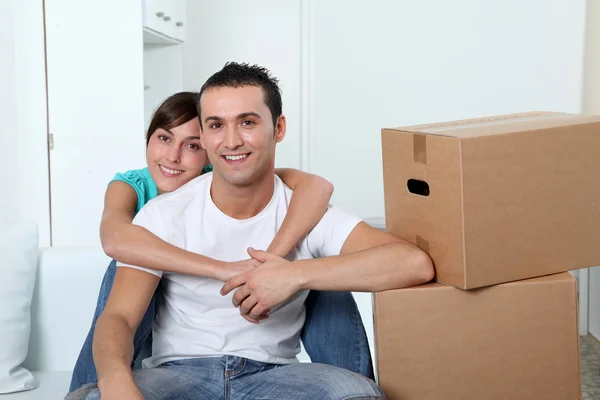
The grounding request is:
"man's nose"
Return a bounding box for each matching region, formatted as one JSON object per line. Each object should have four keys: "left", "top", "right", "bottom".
{"left": 224, "top": 127, "right": 244, "bottom": 149}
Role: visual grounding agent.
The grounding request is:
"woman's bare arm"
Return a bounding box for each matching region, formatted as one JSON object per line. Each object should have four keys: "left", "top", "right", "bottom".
{"left": 100, "top": 181, "right": 250, "bottom": 281}
{"left": 270, "top": 169, "right": 334, "bottom": 257}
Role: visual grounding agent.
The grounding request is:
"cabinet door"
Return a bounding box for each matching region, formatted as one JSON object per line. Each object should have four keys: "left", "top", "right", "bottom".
{"left": 168, "top": 0, "right": 187, "bottom": 42}
{"left": 143, "top": 0, "right": 185, "bottom": 42}
{"left": 142, "top": 0, "right": 169, "bottom": 36}
{"left": 45, "top": 0, "right": 146, "bottom": 247}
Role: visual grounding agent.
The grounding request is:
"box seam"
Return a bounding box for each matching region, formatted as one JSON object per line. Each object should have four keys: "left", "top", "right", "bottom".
{"left": 572, "top": 278, "right": 583, "bottom": 399}
{"left": 458, "top": 138, "right": 467, "bottom": 289}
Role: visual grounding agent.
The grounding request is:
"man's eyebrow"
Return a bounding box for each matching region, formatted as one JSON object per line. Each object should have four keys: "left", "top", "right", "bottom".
{"left": 204, "top": 116, "right": 222, "bottom": 123}
{"left": 237, "top": 112, "right": 262, "bottom": 120}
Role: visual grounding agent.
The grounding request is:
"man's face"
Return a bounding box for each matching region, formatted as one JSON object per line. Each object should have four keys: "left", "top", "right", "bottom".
{"left": 199, "top": 85, "right": 286, "bottom": 187}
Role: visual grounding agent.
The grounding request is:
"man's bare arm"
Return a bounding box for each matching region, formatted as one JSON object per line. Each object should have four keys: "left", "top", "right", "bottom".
{"left": 296, "top": 222, "right": 434, "bottom": 292}
{"left": 222, "top": 222, "right": 434, "bottom": 319}
{"left": 93, "top": 267, "right": 159, "bottom": 398}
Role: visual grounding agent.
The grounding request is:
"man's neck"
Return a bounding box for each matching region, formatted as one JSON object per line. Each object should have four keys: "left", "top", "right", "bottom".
{"left": 210, "top": 171, "right": 275, "bottom": 220}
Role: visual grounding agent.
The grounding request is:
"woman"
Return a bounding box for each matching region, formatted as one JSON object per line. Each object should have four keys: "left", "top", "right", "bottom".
{"left": 69, "top": 92, "right": 372, "bottom": 393}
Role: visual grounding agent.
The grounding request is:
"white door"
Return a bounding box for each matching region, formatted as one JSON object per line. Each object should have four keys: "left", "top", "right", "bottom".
{"left": 45, "top": 0, "right": 146, "bottom": 247}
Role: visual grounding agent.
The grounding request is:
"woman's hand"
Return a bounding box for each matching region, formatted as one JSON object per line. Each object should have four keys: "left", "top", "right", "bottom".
{"left": 215, "top": 258, "right": 262, "bottom": 282}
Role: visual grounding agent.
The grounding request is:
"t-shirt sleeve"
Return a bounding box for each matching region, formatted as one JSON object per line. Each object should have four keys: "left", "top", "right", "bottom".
{"left": 110, "top": 169, "right": 152, "bottom": 213}
{"left": 116, "top": 207, "right": 164, "bottom": 278}
{"left": 306, "top": 205, "right": 362, "bottom": 258}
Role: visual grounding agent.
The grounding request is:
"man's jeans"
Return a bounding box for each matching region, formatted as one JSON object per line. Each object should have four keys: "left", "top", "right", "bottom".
{"left": 69, "top": 261, "right": 374, "bottom": 393}
{"left": 67, "top": 356, "right": 384, "bottom": 400}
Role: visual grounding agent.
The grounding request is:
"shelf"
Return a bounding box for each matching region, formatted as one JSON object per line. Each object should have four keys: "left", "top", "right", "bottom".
{"left": 143, "top": 27, "right": 182, "bottom": 45}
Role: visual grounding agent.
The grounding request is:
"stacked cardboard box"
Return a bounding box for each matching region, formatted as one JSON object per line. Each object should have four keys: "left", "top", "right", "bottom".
{"left": 376, "top": 112, "right": 600, "bottom": 400}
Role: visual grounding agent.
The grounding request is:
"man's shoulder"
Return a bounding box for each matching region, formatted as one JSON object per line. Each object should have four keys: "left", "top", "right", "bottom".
{"left": 304, "top": 204, "right": 363, "bottom": 258}
{"left": 310, "top": 205, "right": 362, "bottom": 230}
{"left": 141, "top": 173, "right": 212, "bottom": 215}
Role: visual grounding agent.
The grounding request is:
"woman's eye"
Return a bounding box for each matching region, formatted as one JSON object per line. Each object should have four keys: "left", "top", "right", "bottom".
{"left": 187, "top": 143, "right": 200, "bottom": 150}
{"left": 158, "top": 135, "right": 169, "bottom": 141}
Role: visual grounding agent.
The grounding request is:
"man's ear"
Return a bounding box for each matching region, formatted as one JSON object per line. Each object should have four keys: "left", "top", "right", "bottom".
{"left": 274, "top": 115, "right": 287, "bottom": 143}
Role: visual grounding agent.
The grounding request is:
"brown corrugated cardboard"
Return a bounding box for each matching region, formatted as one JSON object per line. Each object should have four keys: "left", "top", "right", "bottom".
{"left": 382, "top": 111, "right": 600, "bottom": 289}
{"left": 374, "top": 272, "right": 581, "bottom": 400}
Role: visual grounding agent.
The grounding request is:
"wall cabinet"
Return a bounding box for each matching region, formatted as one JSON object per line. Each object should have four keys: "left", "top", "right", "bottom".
{"left": 143, "top": 0, "right": 187, "bottom": 44}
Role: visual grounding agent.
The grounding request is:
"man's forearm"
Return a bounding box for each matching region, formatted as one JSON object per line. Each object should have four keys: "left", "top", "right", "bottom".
{"left": 296, "top": 242, "right": 434, "bottom": 292}
{"left": 93, "top": 313, "right": 136, "bottom": 388}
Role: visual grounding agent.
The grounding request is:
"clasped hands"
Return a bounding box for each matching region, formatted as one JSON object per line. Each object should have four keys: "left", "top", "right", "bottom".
{"left": 220, "top": 248, "right": 302, "bottom": 324}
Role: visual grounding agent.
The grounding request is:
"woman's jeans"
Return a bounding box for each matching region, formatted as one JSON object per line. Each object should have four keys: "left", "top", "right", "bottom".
{"left": 68, "top": 260, "right": 374, "bottom": 392}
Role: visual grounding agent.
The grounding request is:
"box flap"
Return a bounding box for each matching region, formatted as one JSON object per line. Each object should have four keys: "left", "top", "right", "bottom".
{"left": 385, "top": 111, "right": 600, "bottom": 138}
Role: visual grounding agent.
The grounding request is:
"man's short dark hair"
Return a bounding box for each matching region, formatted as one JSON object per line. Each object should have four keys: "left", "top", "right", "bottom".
{"left": 198, "top": 62, "right": 283, "bottom": 130}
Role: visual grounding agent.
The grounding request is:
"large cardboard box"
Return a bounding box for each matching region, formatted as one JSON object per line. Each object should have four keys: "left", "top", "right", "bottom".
{"left": 382, "top": 112, "right": 600, "bottom": 289}
{"left": 374, "top": 272, "right": 581, "bottom": 400}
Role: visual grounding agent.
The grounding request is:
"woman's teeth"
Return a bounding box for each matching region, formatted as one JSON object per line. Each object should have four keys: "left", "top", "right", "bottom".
{"left": 160, "top": 165, "right": 183, "bottom": 175}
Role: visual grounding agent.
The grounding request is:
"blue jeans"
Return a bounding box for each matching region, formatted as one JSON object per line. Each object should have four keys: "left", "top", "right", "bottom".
{"left": 69, "top": 261, "right": 374, "bottom": 393}
{"left": 67, "top": 356, "right": 384, "bottom": 400}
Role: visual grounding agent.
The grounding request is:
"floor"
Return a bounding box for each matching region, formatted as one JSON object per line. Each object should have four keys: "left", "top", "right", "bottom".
{"left": 581, "top": 335, "right": 600, "bottom": 399}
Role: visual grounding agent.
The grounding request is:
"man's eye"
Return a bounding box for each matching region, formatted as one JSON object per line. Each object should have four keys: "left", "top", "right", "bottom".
{"left": 241, "top": 120, "right": 254, "bottom": 126}
{"left": 187, "top": 144, "right": 200, "bottom": 150}
{"left": 158, "top": 135, "right": 169, "bottom": 141}
{"left": 210, "top": 123, "right": 222, "bottom": 129}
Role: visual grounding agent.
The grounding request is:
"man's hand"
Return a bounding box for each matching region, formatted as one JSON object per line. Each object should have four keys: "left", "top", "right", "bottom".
{"left": 221, "top": 248, "right": 304, "bottom": 322}
{"left": 98, "top": 375, "right": 144, "bottom": 400}
{"left": 215, "top": 258, "right": 262, "bottom": 282}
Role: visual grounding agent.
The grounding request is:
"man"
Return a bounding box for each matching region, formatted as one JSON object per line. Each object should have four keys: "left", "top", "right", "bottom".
{"left": 72, "top": 62, "right": 434, "bottom": 400}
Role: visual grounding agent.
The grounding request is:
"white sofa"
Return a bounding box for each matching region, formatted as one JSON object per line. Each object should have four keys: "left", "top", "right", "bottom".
{"left": 4, "top": 247, "right": 377, "bottom": 399}
{"left": 5, "top": 247, "right": 111, "bottom": 399}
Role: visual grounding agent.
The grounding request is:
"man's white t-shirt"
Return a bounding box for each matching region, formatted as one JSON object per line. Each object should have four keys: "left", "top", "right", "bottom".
{"left": 119, "top": 172, "right": 361, "bottom": 368}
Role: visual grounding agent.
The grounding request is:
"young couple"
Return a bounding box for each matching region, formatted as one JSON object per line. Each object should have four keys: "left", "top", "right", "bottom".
{"left": 66, "top": 62, "right": 433, "bottom": 400}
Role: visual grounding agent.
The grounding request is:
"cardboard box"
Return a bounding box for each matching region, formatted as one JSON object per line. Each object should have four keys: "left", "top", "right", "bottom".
{"left": 374, "top": 272, "right": 581, "bottom": 400}
{"left": 382, "top": 112, "right": 600, "bottom": 289}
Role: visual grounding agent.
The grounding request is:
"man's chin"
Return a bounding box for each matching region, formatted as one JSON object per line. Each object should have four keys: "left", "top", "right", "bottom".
{"left": 214, "top": 170, "right": 254, "bottom": 187}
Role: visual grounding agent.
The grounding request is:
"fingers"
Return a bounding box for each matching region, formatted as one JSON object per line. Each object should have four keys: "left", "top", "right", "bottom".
{"left": 221, "top": 271, "right": 249, "bottom": 296}
{"left": 239, "top": 298, "right": 270, "bottom": 324}
{"left": 242, "top": 305, "right": 271, "bottom": 324}
{"left": 231, "top": 285, "right": 251, "bottom": 307}
{"left": 248, "top": 303, "right": 271, "bottom": 320}
{"left": 241, "top": 313, "right": 268, "bottom": 324}
{"left": 239, "top": 295, "right": 259, "bottom": 315}
{"left": 247, "top": 247, "right": 269, "bottom": 262}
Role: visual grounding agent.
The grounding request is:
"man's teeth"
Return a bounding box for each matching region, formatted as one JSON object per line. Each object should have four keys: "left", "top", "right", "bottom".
{"left": 225, "top": 154, "right": 248, "bottom": 161}
{"left": 160, "top": 165, "right": 183, "bottom": 175}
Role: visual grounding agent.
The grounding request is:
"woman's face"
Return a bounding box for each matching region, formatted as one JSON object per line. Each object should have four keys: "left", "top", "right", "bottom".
{"left": 146, "top": 117, "right": 208, "bottom": 194}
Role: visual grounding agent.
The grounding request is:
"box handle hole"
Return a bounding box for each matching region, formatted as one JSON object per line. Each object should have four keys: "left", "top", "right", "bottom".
{"left": 407, "top": 179, "right": 430, "bottom": 196}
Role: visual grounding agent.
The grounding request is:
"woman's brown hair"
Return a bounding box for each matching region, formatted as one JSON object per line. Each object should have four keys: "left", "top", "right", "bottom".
{"left": 146, "top": 91, "right": 199, "bottom": 146}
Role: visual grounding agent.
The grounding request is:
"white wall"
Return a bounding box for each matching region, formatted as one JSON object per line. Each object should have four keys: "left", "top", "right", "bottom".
{"left": 309, "top": 0, "right": 587, "bottom": 219}
{"left": 0, "top": 2, "right": 20, "bottom": 224}
{"left": 182, "top": 0, "right": 587, "bottom": 221}
{"left": 144, "top": 44, "right": 184, "bottom": 129}
{"left": 583, "top": 0, "right": 600, "bottom": 339}
{"left": 182, "top": 0, "right": 303, "bottom": 170}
